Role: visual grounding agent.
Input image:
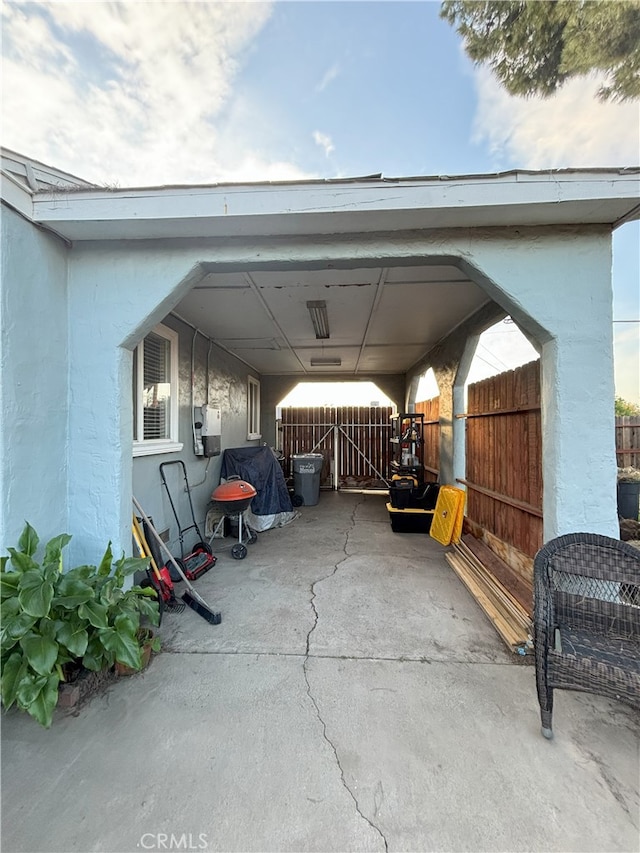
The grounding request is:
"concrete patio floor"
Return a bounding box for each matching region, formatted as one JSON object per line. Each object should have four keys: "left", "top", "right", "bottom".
{"left": 2, "top": 492, "right": 639, "bottom": 853}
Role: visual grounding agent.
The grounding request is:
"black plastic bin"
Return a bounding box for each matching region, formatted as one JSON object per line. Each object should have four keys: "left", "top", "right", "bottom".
{"left": 617, "top": 481, "right": 640, "bottom": 520}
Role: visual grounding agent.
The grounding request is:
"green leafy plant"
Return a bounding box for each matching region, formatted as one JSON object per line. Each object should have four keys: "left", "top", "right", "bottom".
{"left": 1, "top": 523, "right": 160, "bottom": 727}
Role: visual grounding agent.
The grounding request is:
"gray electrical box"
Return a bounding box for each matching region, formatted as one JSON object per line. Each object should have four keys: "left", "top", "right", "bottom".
{"left": 202, "top": 404, "right": 222, "bottom": 457}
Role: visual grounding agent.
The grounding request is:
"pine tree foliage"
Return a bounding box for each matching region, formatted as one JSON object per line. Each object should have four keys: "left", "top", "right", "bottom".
{"left": 440, "top": 1, "right": 640, "bottom": 101}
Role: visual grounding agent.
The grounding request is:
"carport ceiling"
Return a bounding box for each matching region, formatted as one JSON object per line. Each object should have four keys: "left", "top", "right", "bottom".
{"left": 176, "top": 263, "right": 489, "bottom": 375}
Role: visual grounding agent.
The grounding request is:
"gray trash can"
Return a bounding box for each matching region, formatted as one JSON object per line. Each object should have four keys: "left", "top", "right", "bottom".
{"left": 292, "top": 453, "right": 324, "bottom": 506}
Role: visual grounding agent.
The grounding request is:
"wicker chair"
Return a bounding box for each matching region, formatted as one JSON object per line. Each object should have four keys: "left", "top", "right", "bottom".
{"left": 533, "top": 532, "right": 640, "bottom": 739}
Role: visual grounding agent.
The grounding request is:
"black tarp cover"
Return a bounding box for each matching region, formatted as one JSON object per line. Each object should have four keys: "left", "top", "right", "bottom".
{"left": 220, "top": 446, "right": 293, "bottom": 516}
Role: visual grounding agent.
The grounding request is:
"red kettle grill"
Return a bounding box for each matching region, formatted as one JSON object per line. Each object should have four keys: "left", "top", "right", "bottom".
{"left": 209, "top": 476, "right": 258, "bottom": 560}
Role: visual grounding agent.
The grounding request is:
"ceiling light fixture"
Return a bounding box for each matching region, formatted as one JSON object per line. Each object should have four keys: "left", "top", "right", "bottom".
{"left": 306, "top": 300, "right": 330, "bottom": 339}
{"left": 310, "top": 357, "right": 341, "bottom": 367}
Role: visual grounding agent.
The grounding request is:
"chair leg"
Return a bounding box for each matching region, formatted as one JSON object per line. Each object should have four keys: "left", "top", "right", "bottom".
{"left": 540, "top": 707, "right": 554, "bottom": 740}
{"left": 535, "top": 656, "right": 554, "bottom": 739}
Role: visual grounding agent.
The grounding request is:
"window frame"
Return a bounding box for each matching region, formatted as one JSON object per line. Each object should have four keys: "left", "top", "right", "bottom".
{"left": 247, "top": 375, "right": 261, "bottom": 441}
{"left": 133, "top": 323, "right": 183, "bottom": 457}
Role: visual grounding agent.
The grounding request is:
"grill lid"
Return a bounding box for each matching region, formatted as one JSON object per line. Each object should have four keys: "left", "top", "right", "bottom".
{"left": 211, "top": 479, "right": 257, "bottom": 502}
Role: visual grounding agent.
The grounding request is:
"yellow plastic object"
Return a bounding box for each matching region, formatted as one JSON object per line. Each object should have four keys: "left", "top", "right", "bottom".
{"left": 430, "top": 485, "right": 466, "bottom": 546}
{"left": 391, "top": 473, "right": 418, "bottom": 486}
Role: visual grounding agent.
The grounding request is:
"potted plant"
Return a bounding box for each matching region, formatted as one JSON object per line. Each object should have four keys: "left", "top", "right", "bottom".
{"left": 1, "top": 522, "right": 160, "bottom": 727}
{"left": 115, "top": 626, "right": 160, "bottom": 676}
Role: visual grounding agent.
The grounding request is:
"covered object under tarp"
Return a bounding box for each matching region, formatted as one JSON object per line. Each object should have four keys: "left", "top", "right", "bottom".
{"left": 218, "top": 446, "right": 297, "bottom": 531}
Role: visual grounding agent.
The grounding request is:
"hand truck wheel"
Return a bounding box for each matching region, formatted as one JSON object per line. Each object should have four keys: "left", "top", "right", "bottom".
{"left": 291, "top": 494, "right": 304, "bottom": 507}
{"left": 231, "top": 543, "right": 248, "bottom": 560}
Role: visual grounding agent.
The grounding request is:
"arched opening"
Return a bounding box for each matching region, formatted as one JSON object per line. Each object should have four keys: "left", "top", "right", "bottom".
{"left": 277, "top": 382, "right": 395, "bottom": 493}
{"left": 278, "top": 381, "right": 393, "bottom": 407}
{"left": 464, "top": 318, "right": 539, "bottom": 397}
{"left": 415, "top": 367, "right": 438, "bottom": 403}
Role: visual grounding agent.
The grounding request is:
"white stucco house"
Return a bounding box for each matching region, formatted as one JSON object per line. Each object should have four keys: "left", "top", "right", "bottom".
{"left": 1, "top": 149, "right": 639, "bottom": 564}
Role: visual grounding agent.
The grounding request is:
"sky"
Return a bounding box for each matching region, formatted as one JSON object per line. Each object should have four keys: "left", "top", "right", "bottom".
{"left": 2, "top": 0, "right": 639, "bottom": 403}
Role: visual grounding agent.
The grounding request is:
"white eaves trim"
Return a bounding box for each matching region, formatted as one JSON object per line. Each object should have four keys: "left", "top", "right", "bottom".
{"left": 28, "top": 168, "right": 640, "bottom": 242}
{"left": 1, "top": 170, "right": 33, "bottom": 220}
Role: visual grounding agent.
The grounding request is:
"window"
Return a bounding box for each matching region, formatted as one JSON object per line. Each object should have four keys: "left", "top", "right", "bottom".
{"left": 247, "top": 375, "right": 261, "bottom": 440}
{"left": 133, "top": 324, "right": 182, "bottom": 456}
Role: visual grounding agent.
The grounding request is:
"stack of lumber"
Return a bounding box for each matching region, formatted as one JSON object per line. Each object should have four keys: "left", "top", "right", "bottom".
{"left": 446, "top": 534, "right": 533, "bottom": 655}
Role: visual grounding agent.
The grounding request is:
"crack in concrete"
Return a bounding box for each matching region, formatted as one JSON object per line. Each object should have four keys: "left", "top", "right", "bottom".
{"left": 302, "top": 497, "right": 389, "bottom": 852}
{"left": 302, "top": 661, "right": 389, "bottom": 852}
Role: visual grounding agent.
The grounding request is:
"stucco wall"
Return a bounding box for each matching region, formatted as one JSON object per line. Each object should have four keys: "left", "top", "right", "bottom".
{"left": 1, "top": 206, "right": 69, "bottom": 550}
{"left": 132, "top": 313, "right": 259, "bottom": 556}
{"left": 2, "top": 222, "right": 618, "bottom": 562}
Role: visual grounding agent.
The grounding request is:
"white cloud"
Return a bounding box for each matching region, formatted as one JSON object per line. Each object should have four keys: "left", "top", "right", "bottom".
{"left": 316, "top": 62, "right": 340, "bottom": 93}
{"left": 472, "top": 68, "right": 640, "bottom": 169}
{"left": 1, "top": 0, "right": 312, "bottom": 185}
{"left": 313, "top": 130, "right": 335, "bottom": 158}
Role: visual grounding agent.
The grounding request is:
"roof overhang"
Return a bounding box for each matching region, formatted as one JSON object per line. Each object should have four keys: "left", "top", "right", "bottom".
{"left": 6, "top": 168, "right": 638, "bottom": 243}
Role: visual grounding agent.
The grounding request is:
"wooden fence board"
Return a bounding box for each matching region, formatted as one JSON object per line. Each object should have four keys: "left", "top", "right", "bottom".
{"left": 463, "top": 361, "right": 543, "bottom": 558}
{"left": 280, "top": 405, "right": 393, "bottom": 489}
{"left": 415, "top": 396, "right": 440, "bottom": 481}
{"left": 616, "top": 416, "right": 640, "bottom": 468}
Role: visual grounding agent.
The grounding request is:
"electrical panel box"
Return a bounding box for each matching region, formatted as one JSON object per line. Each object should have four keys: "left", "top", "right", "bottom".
{"left": 201, "top": 404, "right": 221, "bottom": 457}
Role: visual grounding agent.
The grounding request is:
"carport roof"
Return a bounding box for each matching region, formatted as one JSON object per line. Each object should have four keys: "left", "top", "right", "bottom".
{"left": 2, "top": 154, "right": 639, "bottom": 243}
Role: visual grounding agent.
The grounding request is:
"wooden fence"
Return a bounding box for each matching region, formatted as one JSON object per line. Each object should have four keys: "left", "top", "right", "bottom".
{"left": 415, "top": 397, "right": 440, "bottom": 482}
{"left": 458, "top": 360, "right": 543, "bottom": 558}
{"left": 616, "top": 416, "right": 640, "bottom": 468}
{"left": 280, "top": 406, "right": 393, "bottom": 489}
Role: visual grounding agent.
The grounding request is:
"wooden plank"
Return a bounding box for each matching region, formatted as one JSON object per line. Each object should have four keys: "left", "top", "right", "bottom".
{"left": 461, "top": 533, "right": 533, "bottom": 614}
{"left": 454, "top": 543, "right": 531, "bottom": 631}
{"left": 446, "top": 553, "right": 530, "bottom": 651}
{"left": 458, "top": 479, "right": 543, "bottom": 518}
{"left": 456, "top": 406, "right": 541, "bottom": 419}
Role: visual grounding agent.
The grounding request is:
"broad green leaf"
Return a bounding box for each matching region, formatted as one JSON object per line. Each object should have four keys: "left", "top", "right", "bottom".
{"left": 135, "top": 596, "right": 161, "bottom": 626}
{"left": 77, "top": 600, "right": 108, "bottom": 629}
{"left": 38, "top": 618, "right": 59, "bottom": 640}
{"left": 98, "top": 542, "right": 113, "bottom": 576}
{"left": 56, "top": 619, "right": 89, "bottom": 658}
{"left": 0, "top": 572, "right": 21, "bottom": 600}
{"left": 99, "top": 626, "right": 141, "bottom": 671}
{"left": 114, "top": 612, "right": 139, "bottom": 637}
{"left": 43, "top": 534, "right": 72, "bottom": 570}
{"left": 1, "top": 596, "right": 21, "bottom": 619}
{"left": 15, "top": 669, "right": 45, "bottom": 708}
{"left": 26, "top": 673, "right": 59, "bottom": 728}
{"left": 82, "top": 636, "right": 111, "bottom": 671}
{"left": 96, "top": 577, "right": 118, "bottom": 606}
{"left": 7, "top": 549, "right": 37, "bottom": 573}
{"left": 20, "top": 632, "right": 59, "bottom": 676}
{"left": 1, "top": 651, "right": 28, "bottom": 709}
{"left": 66, "top": 565, "right": 99, "bottom": 582}
{"left": 0, "top": 556, "right": 8, "bottom": 572}
{"left": 53, "top": 575, "right": 94, "bottom": 609}
{"left": 118, "top": 556, "right": 149, "bottom": 577}
{"left": 132, "top": 584, "right": 159, "bottom": 597}
{"left": 17, "top": 572, "right": 54, "bottom": 618}
{"left": 18, "top": 523, "right": 39, "bottom": 557}
{"left": 0, "top": 612, "right": 39, "bottom": 650}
